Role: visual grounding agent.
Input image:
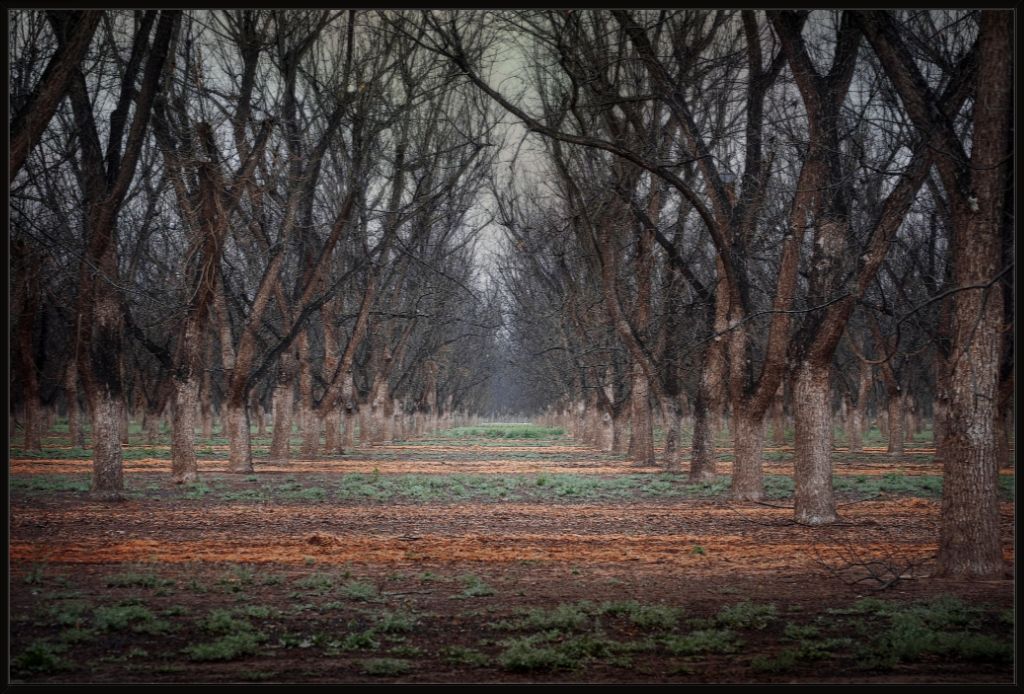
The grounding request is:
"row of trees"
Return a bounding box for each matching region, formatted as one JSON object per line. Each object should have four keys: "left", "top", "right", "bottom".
{"left": 396, "top": 10, "right": 1010, "bottom": 578}
{"left": 10, "top": 10, "right": 504, "bottom": 484}
{"left": 8, "top": 10, "right": 1013, "bottom": 580}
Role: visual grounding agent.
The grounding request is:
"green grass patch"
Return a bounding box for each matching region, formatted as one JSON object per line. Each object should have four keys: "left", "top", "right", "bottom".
{"left": 183, "top": 632, "right": 265, "bottom": 661}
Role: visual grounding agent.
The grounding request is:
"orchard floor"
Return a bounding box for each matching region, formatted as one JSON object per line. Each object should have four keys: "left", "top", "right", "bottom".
{"left": 8, "top": 426, "right": 1015, "bottom": 684}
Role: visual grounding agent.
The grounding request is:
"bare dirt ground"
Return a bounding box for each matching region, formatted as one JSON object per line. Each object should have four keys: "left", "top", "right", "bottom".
{"left": 7, "top": 430, "right": 1015, "bottom": 684}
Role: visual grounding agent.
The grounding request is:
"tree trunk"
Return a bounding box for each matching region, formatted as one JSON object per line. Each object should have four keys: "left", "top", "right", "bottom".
{"left": 934, "top": 10, "right": 1009, "bottom": 580}
{"left": 224, "top": 398, "right": 253, "bottom": 473}
{"left": 200, "top": 364, "right": 214, "bottom": 441}
{"left": 89, "top": 387, "right": 125, "bottom": 500}
{"left": 627, "top": 365, "right": 655, "bottom": 465}
{"left": 770, "top": 387, "right": 786, "bottom": 447}
{"left": 886, "top": 392, "right": 905, "bottom": 455}
{"left": 731, "top": 408, "right": 765, "bottom": 501}
{"left": 600, "top": 410, "right": 614, "bottom": 452}
{"left": 324, "top": 408, "right": 342, "bottom": 453}
{"left": 268, "top": 359, "right": 296, "bottom": 463}
{"left": 342, "top": 406, "right": 356, "bottom": 452}
{"left": 298, "top": 332, "right": 319, "bottom": 456}
{"left": 65, "top": 361, "right": 86, "bottom": 447}
{"left": 792, "top": 361, "right": 837, "bottom": 525}
{"left": 611, "top": 409, "right": 626, "bottom": 453}
{"left": 689, "top": 386, "right": 717, "bottom": 483}
{"left": 144, "top": 403, "right": 161, "bottom": 444}
{"left": 661, "top": 396, "right": 682, "bottom": 472}
{"left": 170, "top": 377, "right": 199, "bottom": 484}
{"left": 253, "top": 395, "right": 266, "bottom": 437}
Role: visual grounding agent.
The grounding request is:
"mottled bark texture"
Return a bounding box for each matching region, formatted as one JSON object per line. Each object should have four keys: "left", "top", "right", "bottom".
{"left": 793, "top": 361, "right": 837, "bottom": 524}
{"left": 170, "top": 377, "right": 199, "bottom": 484}
{"left": 858, "top": 10, "right": 1010, "bottom": 578}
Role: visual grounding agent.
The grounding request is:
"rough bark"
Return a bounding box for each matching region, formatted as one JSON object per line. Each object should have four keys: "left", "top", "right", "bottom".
{"left": 170, "top": 377, "right": 199, "bottom": 484}
{"left": 689, "top": 388, "right": 717, "bottom": 483}
{"left": 298, "top": 332, "right": 320, "bottom": 456}
{"left": 269, "top": 352, "right": 296, "bottom": 463}
{"left": 627, "top": 364, "right": 656, "bottom": 466}
{"left": 792, "top": 360, "right": 837, "bottom": 525}
{"left": 731, "top": 408, "right": 765, "bottom": 501}
{"left": 224, "top": 400, "right": 254, "bottom": 473}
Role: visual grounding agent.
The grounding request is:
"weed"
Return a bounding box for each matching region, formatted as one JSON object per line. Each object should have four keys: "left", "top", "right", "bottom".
{"left": 56, "top": 627, "right": 96, "bottom": 644}
{"left": 598, "top": 601, "right": 682, "bottom": 630}
{"left": 23, "top": 564, "right": 46, "bottom": 585}
{"left": 362, "top": 658, "right": 412, "bottom": 676}
{"left": 198, "top": 608, "right": 252, "bottom": 635}
{"left": 183, "top": 632, "right": 266, "bottom": 661}
{"left": 294, "top": 572, "right": 336, "bottom": 594}
{"left": 498, "top": 633, "right": 577, "bottom": 672}
{"left": 498, "top": 602, "right": 592, "bottom": 631}
{"left": 105, "top": 571, "right": 174, "bottom": 589}
{"left": 341, "top": 580, "right": 378, "bottom": 601}
{"left": 662, "top": 629, "right": 740, "bottom": 655}
{"left": 716, "top": 601, "right": 777, "bottom": 630}
{"left": 337, "top": 630, "right": 380, "bottom": 651}
{"left": 94, "top": 604, "right": 175, "bottom": 635}
{"left": 461, "top": 574, "right": 495, "bottom": 598}
{"left": 12, "top": 640, "right": 71, "bottom": 675}
{"left": 45, "top": 600, "right": 92, "bottom": 627}
{"left": 441, "top": 645, "right": 491, "bottom": 667}
{"left": 390, "top": 645, "right": 425, "bottom": 658}
{"left": 751, "top": 648, "right": 800, "bottom": 673}
{"left": 376, "top": 610, "right": 418, "bottom": 634}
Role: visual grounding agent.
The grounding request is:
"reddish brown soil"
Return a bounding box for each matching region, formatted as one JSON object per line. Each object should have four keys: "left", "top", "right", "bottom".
{"left": 7, "top": 436, "right": 1015, "bottom": 684}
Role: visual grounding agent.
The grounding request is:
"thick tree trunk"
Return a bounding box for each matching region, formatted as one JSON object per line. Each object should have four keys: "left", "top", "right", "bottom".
{"left": 934, "top": 11, "right": 1009, "bottom": 580}
{"left": 342, "top": 406, "right": 356, "bottom": 452}
{"left": 324, "top": 408, "right": 342, "bottom": 453}
{"left": 224, "top": 399, "right": 253, "bottom": 473}
{"left": 170, "top": 377, "right": 199, "bottom": 484}
{"left": 269, "top": 383, "right": 294, "bottom": 463}
{"left": 731, "top": 409, "right": 765, "bottom": 501}
{"left": 370, "top": 377, "right": 388, "bottom": 446}
{"left": 611, "top": 409, "right": 626, "bottom": 454}
{"left": 689, "top": 388, "right": 717, "bottom": 483}
{"left": 792, "top": 361, "right": 837, "bottom": 525}
{"left": 253, "top": 394, "right": 267, "bottom": 437}
{"left": 850, "top": 360, "right": 871, "bottom": 453}
{"left": 627, "top": 365, "right": 655, "bottom": 465}
{"left": 89, "top": 388, "right": 125, "bottom": 500}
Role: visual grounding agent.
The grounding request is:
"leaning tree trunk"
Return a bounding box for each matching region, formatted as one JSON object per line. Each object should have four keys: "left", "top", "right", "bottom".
{"left": 792, "top": 360, "right": 837, "bottom": 525}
